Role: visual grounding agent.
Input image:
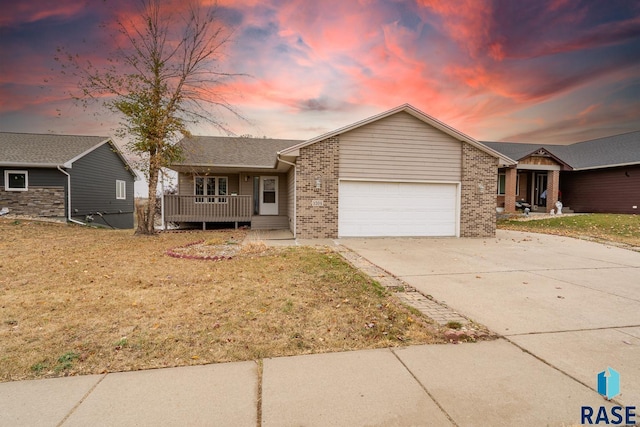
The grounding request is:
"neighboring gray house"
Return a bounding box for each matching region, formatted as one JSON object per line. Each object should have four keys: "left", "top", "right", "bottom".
{"left": 484, "top": 130, "right": 640, "bottom": 214}
{"left": 0, "top": 132, "right": 137, "bottom": 229}
{"left": 164, "top": 104, "right": 515, "bottom": 238}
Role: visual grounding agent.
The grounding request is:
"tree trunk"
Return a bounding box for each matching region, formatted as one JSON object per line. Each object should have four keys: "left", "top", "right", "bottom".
{"left": 136, "top": 156, "right": 160, "bottom": 235}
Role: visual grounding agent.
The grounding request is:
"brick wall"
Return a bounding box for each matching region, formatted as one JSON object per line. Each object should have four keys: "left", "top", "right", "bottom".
{"left": 0, "top": 186, "right": 66, "bottom": 217}
{"left": 546, "top": 170, "right": 559, "bottom": 213}
{"left": 461, "top": 143, "right": 498, "bottom": 237}
{"left": 295, "top": 137, "right": 339, "bottom": 239}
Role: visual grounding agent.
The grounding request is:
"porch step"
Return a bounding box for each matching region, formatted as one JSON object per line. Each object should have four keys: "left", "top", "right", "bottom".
{"left": 251, "top": 215, "right": 289, "bottom": 230}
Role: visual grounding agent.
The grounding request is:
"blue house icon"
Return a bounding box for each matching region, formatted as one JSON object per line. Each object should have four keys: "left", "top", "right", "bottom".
{"left": 597, "top": 367, "right": 620, "bottom": 400}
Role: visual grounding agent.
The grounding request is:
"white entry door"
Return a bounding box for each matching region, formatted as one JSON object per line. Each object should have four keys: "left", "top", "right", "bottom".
{"left": 259, "top": 176, "right": 278, "bottom": 215}
{"left": 338, "top": 181, "right": 458, "bottom": 237}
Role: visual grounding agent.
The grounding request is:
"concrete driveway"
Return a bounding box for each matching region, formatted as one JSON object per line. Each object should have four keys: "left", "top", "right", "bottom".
{"left": 341, "top": 230, "right": 640, "bottom": 407}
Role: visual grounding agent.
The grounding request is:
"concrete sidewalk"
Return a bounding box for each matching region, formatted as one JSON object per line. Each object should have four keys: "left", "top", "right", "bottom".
{"left": 0, "top": 340, "right": 614, "bottom": 426}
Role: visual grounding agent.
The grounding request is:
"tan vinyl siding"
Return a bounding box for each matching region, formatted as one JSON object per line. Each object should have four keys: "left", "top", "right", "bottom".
{"left": 251, "top": 215, "right": 289, "bottom": 230}
{"left": 178, "top": 173, "right": 240, "bottom": 194}
{"left": 339, "top": 111, "right": 462, "bottom": 181}
{"left": 239, "top": 173, "right": 252, "bottom": 196}
{"left": 277, "top": 173, "right": 288, "bottom": 216}
{"left": 178, "top": 173, "right": 190, "bottom": 195}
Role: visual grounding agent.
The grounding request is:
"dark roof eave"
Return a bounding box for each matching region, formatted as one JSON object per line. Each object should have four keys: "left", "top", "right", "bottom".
{"left": 572, "top": 161, "right": 640, "bottom": 171}
{"left": 169, "top": 163, "right": 278, "bottom": 169}
{"left": 0, "top": 162, "right": 62, "bottom": 168}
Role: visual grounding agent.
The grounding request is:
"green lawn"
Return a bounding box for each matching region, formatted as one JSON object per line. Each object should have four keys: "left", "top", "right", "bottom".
{"left": 498, "top": 214, "right": 640, "bottom": 248}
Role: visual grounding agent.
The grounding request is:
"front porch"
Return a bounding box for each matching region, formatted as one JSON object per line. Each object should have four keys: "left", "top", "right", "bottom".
{"left": 497, "top": 148, "right": 572, "bottom": 214}
{"left": 163, "top": 194, "right": 289, "bottom": 230}
{"left": 164, "top": 194, "right": 253, "bottom": 224}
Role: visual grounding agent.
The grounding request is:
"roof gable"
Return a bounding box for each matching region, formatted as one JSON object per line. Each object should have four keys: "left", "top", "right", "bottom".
{"left": 279, "top": 104, "right": 516, "bottom": 166}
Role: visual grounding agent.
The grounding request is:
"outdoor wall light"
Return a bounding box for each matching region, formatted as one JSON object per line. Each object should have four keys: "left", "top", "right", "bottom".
{"left": 315, "top": 176, "right": 322, "bottom": 189}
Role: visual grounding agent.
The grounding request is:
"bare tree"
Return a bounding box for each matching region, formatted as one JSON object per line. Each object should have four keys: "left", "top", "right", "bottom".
{"left": 57, "top": 0, "right": 242, "bottom": 234}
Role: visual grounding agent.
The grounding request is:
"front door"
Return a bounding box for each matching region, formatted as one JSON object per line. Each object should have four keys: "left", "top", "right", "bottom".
{"left": 534, "top": 173, "right": 548, "bottom": 207}
{"left": 259, "top": 176, "right": 278, "bottom": 215}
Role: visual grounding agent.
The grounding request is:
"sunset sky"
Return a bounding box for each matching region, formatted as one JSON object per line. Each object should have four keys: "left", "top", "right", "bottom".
{"left": 2, "top": 0, "right": 640, "bottom": 150}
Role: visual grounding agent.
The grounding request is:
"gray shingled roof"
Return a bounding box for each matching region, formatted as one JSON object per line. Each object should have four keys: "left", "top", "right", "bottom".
{"left": 483, "top": 130, "right": 640, "bottom": 170}
{"left": 555, "top": 131, "right": 640, "bottom": 169}
{"left": 0, "top": 132, "right": 109, "bottom": 167}
{"left": 175, "top": 136, "right": 303, "bottom": 168}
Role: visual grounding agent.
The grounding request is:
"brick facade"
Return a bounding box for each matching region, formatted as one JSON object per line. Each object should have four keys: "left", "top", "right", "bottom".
{"left": 0, "top": 186, "right": 66, "bottom": 217}
{"left": 461, "top": 143, "right": 498, "bottom": 237}
{"left": 295, "top": 137, "right": 339, "bottom": 239}
{"left": 546, "top": 169, "right": 560, "bottom": 213}
{"left": 504, "top": 167, "right": 517, "bottom": 213}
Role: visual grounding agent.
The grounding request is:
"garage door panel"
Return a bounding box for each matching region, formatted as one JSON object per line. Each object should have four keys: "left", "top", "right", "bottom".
{"left": 338, "top": 181, "right": 457, "bottom": 237}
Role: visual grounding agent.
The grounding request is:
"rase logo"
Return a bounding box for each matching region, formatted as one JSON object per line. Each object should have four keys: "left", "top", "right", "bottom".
{"left": 598, "top": 367, "right": 621, "bottom": 400}
{"left": 581, "top": 367, "right": 636, "bottom": 425}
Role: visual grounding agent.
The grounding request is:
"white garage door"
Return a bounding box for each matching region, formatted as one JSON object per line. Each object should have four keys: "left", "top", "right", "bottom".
{"left": 338, "top": 181, "right": 458, "bottom": 237}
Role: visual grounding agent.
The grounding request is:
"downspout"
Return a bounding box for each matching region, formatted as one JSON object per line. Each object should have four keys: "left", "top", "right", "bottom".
{"left": 57, "top": 166, "right": 86, "bottom": 226}
{"left": 160, "top": 168, "right": 166, "bottom": 231}
{"left": 276, "top": 154, "right": 296, "bottom": 237}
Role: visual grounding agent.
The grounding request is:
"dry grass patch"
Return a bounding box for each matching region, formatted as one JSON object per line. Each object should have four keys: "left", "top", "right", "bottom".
{"left": 0, "top": 219, "right": 441, "bottom": 382}
{"left": 498, "top": 214, "right": 640, "bottom": 248}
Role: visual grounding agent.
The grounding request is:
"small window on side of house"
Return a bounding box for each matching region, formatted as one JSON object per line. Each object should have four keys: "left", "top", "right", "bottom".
{"left": 497, "top": 173, "right": 506, "bottom": 195}
{"left": 4, "top": 170, "right": 28, "bottom": 191}
{"left": 116, "top": 180, "right": 126, "bottom": 200}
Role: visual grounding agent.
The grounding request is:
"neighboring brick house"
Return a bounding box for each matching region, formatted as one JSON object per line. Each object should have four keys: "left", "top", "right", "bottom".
{"left": 0, "top": 132, "right": 137, "bottom": 229}
{"left": 484, "top": 130, "right": 640, "bottom": 214}
{"left": 165, "top": 104, "right": 514, "bottom": 238}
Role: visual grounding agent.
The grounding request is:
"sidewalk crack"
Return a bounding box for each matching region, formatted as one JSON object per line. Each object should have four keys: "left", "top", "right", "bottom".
{"left": 56, "top": 373, "right": 107, "bottom": 427}
{"left": 390, "top": 349, "right": 459, "bottom": 427}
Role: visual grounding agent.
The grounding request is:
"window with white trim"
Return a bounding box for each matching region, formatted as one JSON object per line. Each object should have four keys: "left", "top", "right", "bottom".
{"left": 195, "top": 176, "right": 228, "bottom": 203}
{"left": 116, "top": 180, "right": 126, "bottom": 200}
{"left": 4, "top": 170, "right": 28, "bottom": 191}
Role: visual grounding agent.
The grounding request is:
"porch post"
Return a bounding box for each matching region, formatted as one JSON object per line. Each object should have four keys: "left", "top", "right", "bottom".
{"left": 547, "top": 170, "right": 560, "bottom": 213}
{"left": 504, "top": 167, "right": 517, "bottom": 213}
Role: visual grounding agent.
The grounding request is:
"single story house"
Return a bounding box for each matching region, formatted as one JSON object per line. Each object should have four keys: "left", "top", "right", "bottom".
{"left": 484, "top": 130, "right": 640, "bottom": 214}
{"left": 164, "top": 104, "right": 515, "bottom": 238}
{"left": 0, "top": 132, "right": 137, "bottom": 229}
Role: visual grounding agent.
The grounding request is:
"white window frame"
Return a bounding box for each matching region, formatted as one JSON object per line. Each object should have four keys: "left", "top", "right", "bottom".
{"left": 4, "top": 170, "right": 28, "bottom": 192}
{"left": 194, "top": 176, "right": 228, "bottom": 203}
{"left": 116, "top": 180, "right": 126, "bottom": 200}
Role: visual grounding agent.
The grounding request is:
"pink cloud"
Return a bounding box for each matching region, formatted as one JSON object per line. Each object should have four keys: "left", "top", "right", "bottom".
{"left": 0, "top": 1, "right": 86, "bottom": 26}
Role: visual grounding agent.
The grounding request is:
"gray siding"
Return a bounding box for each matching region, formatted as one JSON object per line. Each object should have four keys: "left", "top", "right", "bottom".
{"left": 68, "top": 142, "right": 135, "bottom": 229}
{"left": 339, "top": 111, "right": 462, "bottom": 181}
{"left": 1, "top": 167, "right": 66, "bottom": 187}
